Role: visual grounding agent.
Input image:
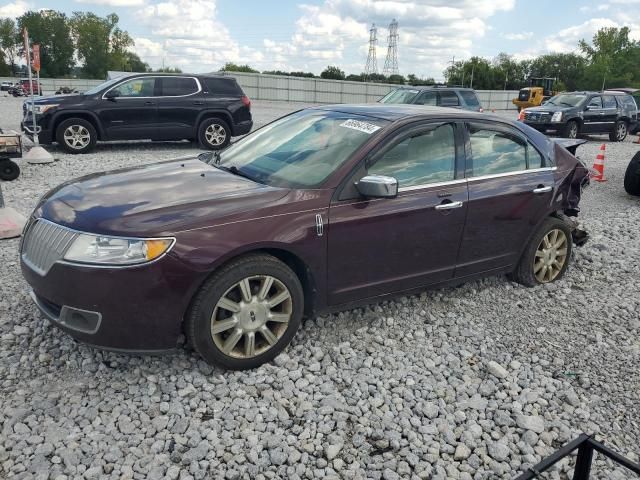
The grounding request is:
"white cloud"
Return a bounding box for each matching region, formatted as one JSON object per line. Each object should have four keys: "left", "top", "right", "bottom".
{"left": 0, "top": 0, "right": 31, "bottom": 18}
{"left": 74, "top": 0, "right": 145, "bottom": 6}
{"left": 543, "top": 18, "right": 620, "bottom": 52}
{"left": 502, "top": 32, "right": 534, "bottom": 41}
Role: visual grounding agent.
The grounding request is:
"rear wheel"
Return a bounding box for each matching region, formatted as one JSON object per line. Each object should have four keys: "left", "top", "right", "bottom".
{"left": 609, "top": 120, "right": 628, "bottom": 142}
{"left": 55, "top": 118, "right": 97, "bottom": 154}
{"left": 624, "top": 151, "right": 640, "bottom": 196}
{"left": 198, "top": 118, "right": 231, "bottom": 150}
{"left": 0, "top": 159, "right": 20, "bottom": 181}
{"left": 186, "top": 254, "right": 304, "bottom": 369}
{"left": 511, "top": 217, "right": 573, "bottom": 287}
{"left": 561, "top": 120, "right": 579, "bottom": 139}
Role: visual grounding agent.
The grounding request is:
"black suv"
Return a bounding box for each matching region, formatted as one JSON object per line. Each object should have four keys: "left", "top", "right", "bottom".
{"left": 22, "top": 73, "right": 252, "bottom": 153}
{"left": 521, "top": 91, "right": 638, "bottom": 141}
{"left": 379, "top": 86, "right": 483, "bottom": 112}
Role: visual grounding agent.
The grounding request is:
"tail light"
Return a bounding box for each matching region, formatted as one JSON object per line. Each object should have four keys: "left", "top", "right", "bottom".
{"left": 241, "top": 95, "right": 251, "bottom": 110}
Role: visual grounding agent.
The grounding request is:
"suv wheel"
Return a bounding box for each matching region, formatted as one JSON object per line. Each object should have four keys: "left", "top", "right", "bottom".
{"left": 510, "top": 217, "right": 573, "bottom": 287}
{"left": 624, "top": 151, "right": 640, "bottom": 196}
{"left": 561, "top": 120, "right": 579, "bottom": 139}
{"left": 609, "top": 120, "right": 628, "bottom": 142}
{"left": 198, "top": 118, "right": 231, "bottom": 150}
{"left": 56, "top": 118, "right": 97, "bottom": 154}
{"left": 186, "top": 254, "right": 304, "bottom": 369}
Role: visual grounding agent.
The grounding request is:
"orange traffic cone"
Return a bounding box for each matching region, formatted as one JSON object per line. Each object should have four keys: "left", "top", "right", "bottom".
{"left": 591, "top": 144, "right": 607, "bottom": 182}
{"left": 634, "top": 133, "right": 640, "bottom": 144}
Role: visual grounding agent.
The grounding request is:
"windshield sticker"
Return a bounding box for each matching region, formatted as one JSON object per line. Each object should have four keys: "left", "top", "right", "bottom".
{"left": 339, "top": 119, "right": 382, "bottom": 134}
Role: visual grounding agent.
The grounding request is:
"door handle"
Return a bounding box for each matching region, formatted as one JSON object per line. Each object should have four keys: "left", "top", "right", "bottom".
{"left": 435, "top": 200, "right": 463, "bottom": 210}
{"left": 193, "top": 101, "right": 204, "bottom": 106}
{"left": 533, "top": 186, "right": 552, "bottom": 194}
{"left": 144, "top": 101, "right": 155, "bottom": 106}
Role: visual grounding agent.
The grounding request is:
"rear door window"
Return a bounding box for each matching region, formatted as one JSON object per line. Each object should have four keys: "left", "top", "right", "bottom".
{"left": 415, "top": 91, "right": 437, "bottom": 106}
{"left": 619, "top": 95, "right": 638, "bottom": 111}
{"left": 459, "top": 90, "right": 480, "bottom": 107}
{"left": 160, "top": 77, "right": 198, "bottom": 96}
{"left": 204, "top": 77, "right": 242, "bottom": 95}
{"left": 440, "top": 91, "right": 460, "bottom": 107}
{"left": 602, "top": 95, "right": 617, "bottom": 109}
{"left": 468, "top": 125, "right": 527, "bottom": 176}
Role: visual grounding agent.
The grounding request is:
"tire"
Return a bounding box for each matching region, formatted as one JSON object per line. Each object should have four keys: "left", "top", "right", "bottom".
{"left": 561, "top": 120, "right": 579, "bottom": 139}
{"left": 55, "top": 118, "right": 97, "bottom": 154}
{"left": 186, "top": 254, "right": 304, "bottom": 370}
{"left": 609, "top": 120, "right": 628, "bottom": 142}
{"left": 624, "top": 151, "right": 640, "bottom": 196}
{"left": 198, "top": 117, "right": 231, "bottom": 150}
{"left": 0, "top": 159, "right": 20, "bottom": 181}
{"left": 511, "top": 217, "right": 573, "bottom": 287}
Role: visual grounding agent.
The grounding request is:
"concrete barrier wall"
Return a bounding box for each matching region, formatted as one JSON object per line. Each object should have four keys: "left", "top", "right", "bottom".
{"left": 1, "top": 74, "right": 519, "bottom": 110}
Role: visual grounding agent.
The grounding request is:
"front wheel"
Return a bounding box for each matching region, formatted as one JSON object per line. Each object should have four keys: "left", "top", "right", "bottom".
{"left": 561, "top": 120, "right": 579, "bottom": 139}
{"left": 56, "top": 118, "right": 97, "bottom": 154}
{"left": 624, "top": 151, "right": 640, "bottom": 196}
{"left": 186, "top": 254, "right": 304, "bottom": 369}
{"left": 609, "top": 120, "right": 628, "bottom": 142}
{"left": 198, "top": 118, "right": 231, "bottom": 150}
{"left": 511, "top": 217, "right": 573, "bottom": 287}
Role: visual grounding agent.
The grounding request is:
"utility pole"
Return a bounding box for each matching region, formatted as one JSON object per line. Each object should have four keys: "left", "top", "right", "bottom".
{"left": 382, "top": 19, "right": 399, "bottom": 76}
{"left": 448, "top": 56, "right": 455, "bottom": 86}
{"left": 470, "top": 62, "right": 475, "bottom": 89}
{"left": 364, "top": 23, "right": 378, "bottom": 81}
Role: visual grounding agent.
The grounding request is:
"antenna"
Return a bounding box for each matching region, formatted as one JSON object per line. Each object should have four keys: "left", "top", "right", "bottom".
{"left": 382, "top": 19, "right": 399, "bottom": 76}
{"left": 364, "top": 23, "right": 378, "bottom": 81}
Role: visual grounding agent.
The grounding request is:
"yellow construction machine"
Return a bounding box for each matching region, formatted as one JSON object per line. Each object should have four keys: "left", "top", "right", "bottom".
{"left": 512, "top": 77, "right": 558, "bottom": 111}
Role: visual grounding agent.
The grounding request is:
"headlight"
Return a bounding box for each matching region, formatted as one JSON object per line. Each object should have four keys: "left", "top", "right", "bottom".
{"left": 551, "top": 111, "right": 563, "bottom": 123}
{"left": 33, "top": 104, "right": 59, "bottom": 114}
{"left": 63, "top": 234, "right": 174, "bottom": 266}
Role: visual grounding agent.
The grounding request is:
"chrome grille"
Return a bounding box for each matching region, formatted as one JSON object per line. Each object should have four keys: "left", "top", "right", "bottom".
{"left": 524, "top": 112, "right": 551, "bottom": 123}
{"left": 21, "top": 219, "right": 77, "bottom": 275}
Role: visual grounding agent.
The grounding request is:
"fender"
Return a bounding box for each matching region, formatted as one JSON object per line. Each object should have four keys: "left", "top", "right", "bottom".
{"left": 195, "top": 109, "right": 234, "bottom": 130}
{"left": 50, "top": 110, "right": 106, "bottom": 139}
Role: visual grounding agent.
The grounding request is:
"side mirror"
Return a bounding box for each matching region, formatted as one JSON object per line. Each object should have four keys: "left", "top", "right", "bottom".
{"left": 104, "top": 89, "right": 118, "bottom": 100}
{"left": 355, "top": 175, "right": 398, "bottom": 198}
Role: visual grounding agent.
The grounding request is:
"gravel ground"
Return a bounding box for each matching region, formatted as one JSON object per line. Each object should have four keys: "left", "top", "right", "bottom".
{"left": 1, "top": 94, "right": 639, "bottom": 480}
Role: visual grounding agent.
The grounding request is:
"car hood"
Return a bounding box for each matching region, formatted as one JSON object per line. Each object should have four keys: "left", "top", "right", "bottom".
{"left": 35, "top": 158, "right": 290, "bottom": 236}
{"left": 31, "top": 94, "right": 87, "bottom": 105}
{"left": 526, "top": 104, "right": 574, "bottom": 113}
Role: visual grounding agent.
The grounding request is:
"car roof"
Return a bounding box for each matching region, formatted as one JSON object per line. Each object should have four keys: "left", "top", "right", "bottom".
{"left": 391, "top": 85, "right": 475, "bottom": 91}
{"left": 565, "top": 90, "right": 631, "bottom": 96}
{"left": 312, "top": 104, "right": 487, "bottom": 122}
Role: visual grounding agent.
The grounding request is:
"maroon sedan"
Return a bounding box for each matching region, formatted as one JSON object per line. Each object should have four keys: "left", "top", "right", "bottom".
{"left": 20, "top": 105, "right": 589, "bottom": 369}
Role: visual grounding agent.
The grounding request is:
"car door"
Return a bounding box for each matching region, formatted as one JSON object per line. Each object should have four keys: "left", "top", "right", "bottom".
{"left": 600, "top": 95, "right": 619, "bottom": 132}
{"left": 582, "top": 95, "right": 604, "bottom": 133}
{"left": 98, "top": 76, "right": 159, "bottom": 140}
{"left": 414, "top": 90, "right": 437, "bottom": 106}
{"left": 439, "top": 90, "right": 461, "bottom": 109}
{"left": 455, "top": 122, "right": 555, "bottom": 277}
{"left": 327, "top": 122, "right": 468, "bottom": 305}
{"left": 154, "top": 76, "right": 203, "bottom": 140}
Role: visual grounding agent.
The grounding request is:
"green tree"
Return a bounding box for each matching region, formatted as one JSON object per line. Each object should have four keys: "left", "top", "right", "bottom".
{"left": 387, "top": 74, "right": 405, "bottom": 85}
{"left": 289, "top": 71, "right": 315, "bottom": 78}
{"left": 0, "top": 54, "right": 10, "bottom": 76}
{"left": 528, "top": 53, "right": 586, "bottom": 91}
{"left": 70, "top": 13, "right": 134, "bottom": 78}
{"left": 0, "top": 18, "right": 19, "bottom": 76}
{"left": 320, "top": 65, "right": 345, "bottom": 80}
{"left": 152, "top": 66, "right": 182, "bottom": 73}
{"left": 222, "top": 62, "right": 258, "bottom": 73}
{"left": 346, "top": 73, "right": 364, "bottom": 82}
{"left": 16, "top": 10, "right": 74, "bottom": 77}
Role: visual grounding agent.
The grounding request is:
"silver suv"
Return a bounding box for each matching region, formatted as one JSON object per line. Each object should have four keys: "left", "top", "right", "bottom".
{"left": 379, "top": 86, "right": 483, "bottom": 112}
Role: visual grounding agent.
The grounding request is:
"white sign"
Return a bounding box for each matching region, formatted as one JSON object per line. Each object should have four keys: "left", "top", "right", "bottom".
{"left": 339, "top": 119, "right": 382, "bottom": 134}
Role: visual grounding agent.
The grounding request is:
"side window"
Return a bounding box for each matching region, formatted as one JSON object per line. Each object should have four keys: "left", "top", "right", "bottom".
{"left": 415, "top": 91, "right": 437, "bottom": 106}
{"left": 161, "top": 77, "right": 198, "bottom": 96}
{"left": 588, "top": 96, "right": 602, "bottom": 109}
{"left": 528, "top": 142, "right": 544, "bottom": 169}
{"left": 440, "top": 91, "right": 460, "bottom": 107}
{"left": 602, "top": 95, "right": 617, "bottom": 108}
{"left": 369, "top": 124, "right": 456, "bottom": 187}
{"left": 110, "top": 78, "right": 156, "bottom": 97}
{"left": 620, "top": 95, "right": 638, "bottom": 111}
{"left": 204, "top": 78, "right": 241, "bottom": 95}
{"left": 469, "top": 125, "right": 527, "bottom": 176}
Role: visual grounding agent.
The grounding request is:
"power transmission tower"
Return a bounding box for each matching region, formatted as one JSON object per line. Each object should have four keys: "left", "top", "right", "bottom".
{"left": 364, "top": 23, "right": 378, "bottom": 80}
{"left": 382, "top": 19, "right": 399, "bottom": 76}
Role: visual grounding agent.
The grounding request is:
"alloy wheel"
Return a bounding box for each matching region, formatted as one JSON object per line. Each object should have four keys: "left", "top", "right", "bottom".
{"left": 63, "top": 125, "right": 91, "bottom": 150}
{"left": 210, "top": 275, "right": 292, "bottom": 358}
{"left": 205, "top": 124, "right": 227, "bottom": 146}
{"left": 568, "top": 123, "right": 578, "bottom": 139}
{"left": 533, "top": 229, "right": 568, "bottom": 283}
{"left": 616, "top": 122, "right": 627, "bottom": 141}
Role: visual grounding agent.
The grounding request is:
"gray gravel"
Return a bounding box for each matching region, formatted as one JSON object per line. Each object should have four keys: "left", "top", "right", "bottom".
{"left": 1, "top": 94, "right": 639, "bottom": 479}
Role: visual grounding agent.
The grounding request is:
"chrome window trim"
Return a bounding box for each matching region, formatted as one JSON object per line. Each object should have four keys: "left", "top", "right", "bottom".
{"left": 101, "top": 75, "right": 202, "bottom": 100}
{"left": 467, "top": 166, "right": 557, "bottom": 182}
{"left": 398, "top": 178, "right": 466, "bottom": 192}
{"left": 22, "top": 218, "right": 176, "bottom": 273}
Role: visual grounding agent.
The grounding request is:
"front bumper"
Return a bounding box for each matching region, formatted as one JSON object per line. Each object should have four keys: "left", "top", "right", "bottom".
{"left": 22, "top": 250, "right": 206, "bottom": 351}
{"left": 21, "top": 115, "right": 53, "bottom": 144}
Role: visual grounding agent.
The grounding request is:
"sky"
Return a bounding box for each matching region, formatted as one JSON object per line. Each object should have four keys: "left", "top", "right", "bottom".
{"left": 1, "top": 0, "right": 640, "bottom": 80}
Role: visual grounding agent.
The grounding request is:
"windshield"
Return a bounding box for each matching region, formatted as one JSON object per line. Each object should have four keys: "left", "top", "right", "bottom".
{"left": 546, "top": 93, "right": 586, "bottom": 107}
{"left": 84, "top": 77, "right": 125, "bottom": 95}
{"left": 219, "top": 110, "right": 388, "bottom": 188}
{"left": 379, "top": 89, "right": 420, "bottom": 104}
